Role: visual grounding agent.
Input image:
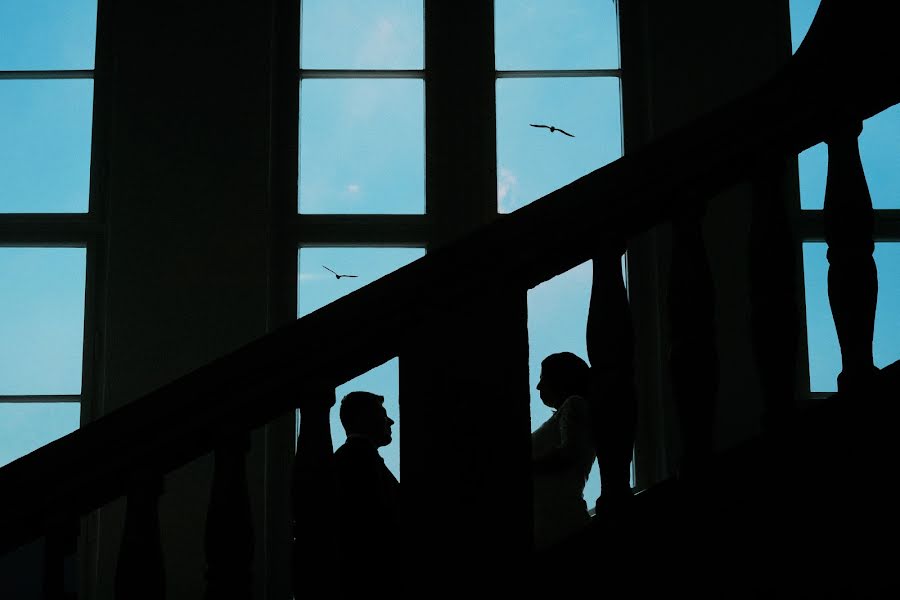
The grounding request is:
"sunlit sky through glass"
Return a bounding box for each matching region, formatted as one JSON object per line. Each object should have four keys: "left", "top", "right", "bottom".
{"left": 0, "top": 80, "right": 93, "bottom": 213}
{"left": 301, "top": 0, "right": 423, "bottom": 69}
{"left": 0, "top": 249, "right": 86, "bottom": 395}
{"left": 496, "top": 77, "right": 621, "bottom": 213}
{"left": 495, "top": 0, "right": 619, "bottom": 70}
{"left": 0, "top": 248, "right": 86, "bottom": 466}
{"left": 298, "top": 79, "right": 424, "bottom": 214}
{"left": 0, "top": 403, "right": 81, "bottom": 468}
{"left": 0, "top": 0, "right": 97, "bottom": 70}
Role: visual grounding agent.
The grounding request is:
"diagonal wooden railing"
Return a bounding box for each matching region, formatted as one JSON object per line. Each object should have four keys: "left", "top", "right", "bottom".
{"left": 1, "top": 0, "right": 898, "bottom": 596}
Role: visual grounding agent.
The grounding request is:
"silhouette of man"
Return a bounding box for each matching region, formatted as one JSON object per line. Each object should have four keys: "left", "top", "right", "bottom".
{"left": 531, "top": 352, "right": 595, "bottom": 550}
{"left": 334, "top": 391, "right": 399, "bottom": 597}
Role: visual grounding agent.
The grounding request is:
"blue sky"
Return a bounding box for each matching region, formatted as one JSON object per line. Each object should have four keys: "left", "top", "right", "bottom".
{"left": 0, "top": 0, "right": 897, "bottom": 514}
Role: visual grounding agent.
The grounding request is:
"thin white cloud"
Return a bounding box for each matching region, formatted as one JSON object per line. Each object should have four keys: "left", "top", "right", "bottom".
{"left": 346, "top": 183, "right": 361, "bottom": 194}
{"left": 344, "top": 12, "right": 418, "bottom": 119}
{"left": 497, "top": 166, "right": 519, "bottom": 213}
{"left": 356, "top": 15, "right": 416, "bottom": 68}
{"left": 298, "top": 272, "right": 330, "bottom": 282}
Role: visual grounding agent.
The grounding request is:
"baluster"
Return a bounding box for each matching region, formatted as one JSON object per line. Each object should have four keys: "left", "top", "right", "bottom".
{"left": 824, "top": 119, "right": 878, "bottom": 393}
{"left": 204, "top": 434, "right": 253, "bottom": 600}
{"left": 115, "top": 474, "right": 165, "bottom": 600}
{"left": 668, "top": 205, "right": 718, "bottom": 475}
{"left": 750, "top": 162, "right": 800, "bottom": 431}
{"left": 586, "top": 238, "right": 637, "bottom": 509}
{"left": 42, "top": 521, "right": 77, "bottom": 600}
{"left": 291, "top": 387, "right": 338, "bottom": 599}
{"left": 401, "top": 287, "right": 531, "bottom": 597}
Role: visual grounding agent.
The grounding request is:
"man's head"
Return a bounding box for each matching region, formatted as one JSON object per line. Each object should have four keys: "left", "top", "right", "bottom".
{"left": 537, "top": 352, "right": 590, "bottom": 409}
{"left": 339, "top": 391, "right": 394, "bottom": 447}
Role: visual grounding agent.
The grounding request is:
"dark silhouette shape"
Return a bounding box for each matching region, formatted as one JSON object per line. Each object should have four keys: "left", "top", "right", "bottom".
{"left": 586, "top": 240, "right": 636, "bottom": 515}
{"left": 291, "top": 388, "right": 339, "bottom": 599}
{"left": 333, "top": 391, "right": 399, "bottom": 598}
{"left": 529, "top": 123, "right": 575, "bottom": 137}
{"left": 532, "top": 352, "right": 595, "bottom": 550}
{"left": 323, "top": 265, "right": 358, "bottom": 279}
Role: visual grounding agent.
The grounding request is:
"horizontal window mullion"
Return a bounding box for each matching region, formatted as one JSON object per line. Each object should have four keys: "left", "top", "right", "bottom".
{"left": 796, "top": 209, "right": 900, "bottom": 241}
{"left": 294, "top": 214, "right": 431, "bottom": 247}
{"left": 496, "top": 69, "right": 621, "bottom": 79}
{"left": 0, "top": 217, "right": 101, "bottom": 246}
{"left": 0, "top": 395, "right": 80, "bottom": 404}
{"left": 300, "top": 69, "right": 425, "bottom": 80}
{"left": 0, "top": 70, "right": 93, "bottom": 80}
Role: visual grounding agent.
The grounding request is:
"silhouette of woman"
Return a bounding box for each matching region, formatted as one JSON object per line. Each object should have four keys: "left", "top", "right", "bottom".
{"left": 531, "top": 352, "right": 595, "bottom": 550}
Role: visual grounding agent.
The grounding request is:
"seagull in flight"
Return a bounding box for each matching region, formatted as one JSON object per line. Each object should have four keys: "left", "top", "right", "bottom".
{"left": 323, "top": 265, "right": 358, "bottom": 279}
{"left": 529, "top": 123, "right": 575, "bottom": 137}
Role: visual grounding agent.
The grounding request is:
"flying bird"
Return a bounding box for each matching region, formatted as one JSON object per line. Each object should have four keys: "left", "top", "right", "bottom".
{"left": 529, "top": 123, "right": 575, "bottom": 137}
{"left": 323, "top": 265, "right": 358, "bottom": 279}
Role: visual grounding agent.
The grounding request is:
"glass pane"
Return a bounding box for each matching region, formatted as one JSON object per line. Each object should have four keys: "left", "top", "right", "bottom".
{"left": 798, "top": 105, "right": 900, "bottom": 210}
{"left": 0, "top": 248, "right": 86, "bottom": 395}
{"left": 0, "top": 403, "right": 80, "bottom": 467}
{"left": 0, "top": 80, "right": 93, "bottom": 213}
{"left": 797, "top": 141, "right": 827, "bottom": 210}
{"left": 858, "top": 107, "right": 900, "bottom": 210}
{"left": 497, "top": 77, "right": 621, "bottom": 213}
{"left": 495, "top": 0, "right": 619, "bottom": 70}
{"left": 296, "top": 360, "right": 401, "bottom": 480}
{"left": 789, "top": 0, "right": 821, "bottom": 54}
{"left": 297, "top": 247, "right": 425, "bottom": 317}
{"left": 0, "top": 0, "right": 97, "bottom": 70}
{"left": 803, "top": 243, "right": 900, "bottom": 392}
{"left": 301, "top": 0, "right": 423, "bottom": 69}
{"left": 299, "top": 79, "right": 424, "bottom": 214}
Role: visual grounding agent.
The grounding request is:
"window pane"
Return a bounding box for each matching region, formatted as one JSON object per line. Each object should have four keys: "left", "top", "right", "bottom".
{"left": 858, "top": 107, "right": 900, "bottom": 210}
{"left": 798, "top": 105, "right": 900, "bottom": 210}
{"left": 0, "top": 248, "right": 86, "bottom": 395}
{"left": 495, "top": 0, "right": 619, "bottom": 70}
{"left": 296, "top": 360, "right": 401, "bottom": 480}
{"left": 301, "top": 0, "right": 423, "bottom": 69}
{"left": 299, "top": 79, "right": 424, "bottom": 214}
{"left": 497, "top": 77, "right": 621, "bottom": 213}
{"left": 789, "top": 0, "right": 821, "bottom": 54}
{"left": 803, "top": 243, "right": 900, "bottom": 392}
{"left": 0, "top": 80, "right": 93, "bottom": 213}
{"left": 0, "top": 0, "right": 97, "bottom": 70}
{"left": 0, "top": 403, "right": 80, "bottom": 467}
{"left": 297, "top": 247, "right": 424, "bottom": 317}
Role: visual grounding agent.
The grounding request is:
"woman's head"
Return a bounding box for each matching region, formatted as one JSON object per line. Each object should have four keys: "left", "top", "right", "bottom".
{"left": 537, "top": 352, "right": 590, "bottom": 409}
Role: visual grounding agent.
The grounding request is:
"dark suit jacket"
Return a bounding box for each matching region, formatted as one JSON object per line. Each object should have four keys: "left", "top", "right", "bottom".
{"left": 333, "top": 437, "right": 400, "bottom": 592}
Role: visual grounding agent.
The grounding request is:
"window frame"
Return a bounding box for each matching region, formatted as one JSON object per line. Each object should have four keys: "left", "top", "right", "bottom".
{"left": 0, "top": 1, "right": 108, "bottom": 441}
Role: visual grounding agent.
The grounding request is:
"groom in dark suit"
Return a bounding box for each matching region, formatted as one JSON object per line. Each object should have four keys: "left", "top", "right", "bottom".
{"left": 334, "top": 391, "right": 399, "bottom": 597}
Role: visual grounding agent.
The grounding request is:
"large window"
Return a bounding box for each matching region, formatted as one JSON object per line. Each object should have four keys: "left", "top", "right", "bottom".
{"left": 0, "top": 0, "right": 99, "bottom": 466}
{"left": 495, "top": 1, "right": 625, "bottom": 499}
{"left": 290, "top": 1, "right": 625, "bottom": 491}
{"left": 791, "top": 0, "right": 900, "bottom": 394}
